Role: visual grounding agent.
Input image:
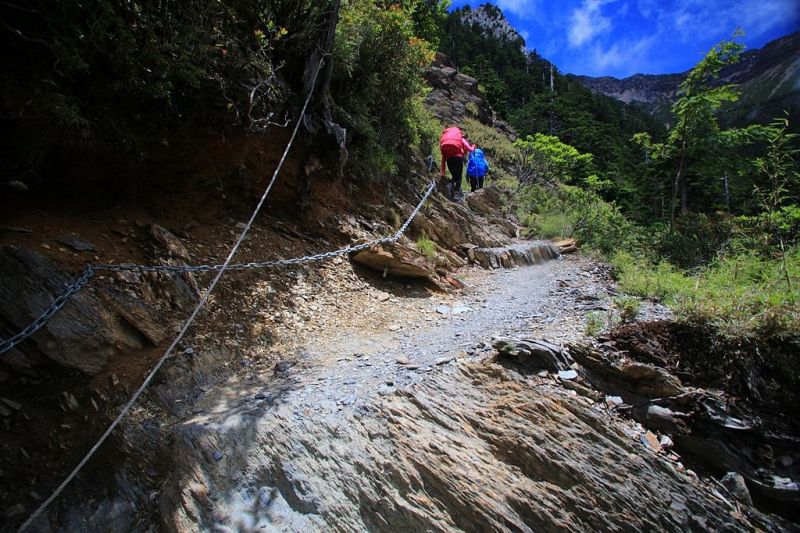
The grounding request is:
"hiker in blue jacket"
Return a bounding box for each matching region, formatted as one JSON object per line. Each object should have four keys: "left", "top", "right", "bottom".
{"left": 466, "top": 147, "right": 490, "bottom": 192}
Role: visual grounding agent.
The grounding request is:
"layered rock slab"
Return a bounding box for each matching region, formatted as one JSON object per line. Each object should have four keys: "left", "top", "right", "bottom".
{"left": 160, "top": 362, "right": 766, "bottom": 532}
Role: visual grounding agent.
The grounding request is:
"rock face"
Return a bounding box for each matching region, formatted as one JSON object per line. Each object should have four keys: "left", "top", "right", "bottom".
{"left": 0, "top": 246, "right": 141, "bottom": 374}
{"left": 410, "top": 190, "right": 514, "bottom": 251}
{"left": 159, "top": 362, "right": 768, "bottom": 531}
{"left": 423, "top": 53, "right": 515, "bottom": 138}
{"left": 493, "top": 337, "right": 571, "bottom": 371}
{"left": 0, "top": 242, "right": 193, "bottom": 375}
{"left": 458, "top": 4, "right": 525, "bottom": 50}
{"left": 568, "top": 340, "right": 800, "bottom": 515}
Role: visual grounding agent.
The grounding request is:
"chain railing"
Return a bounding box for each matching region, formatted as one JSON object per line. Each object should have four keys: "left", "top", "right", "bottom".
{"left": 1, "top": 181, "right": 434, "bottom": 356}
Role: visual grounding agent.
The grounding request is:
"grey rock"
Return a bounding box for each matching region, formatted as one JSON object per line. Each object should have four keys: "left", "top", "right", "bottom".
{"left": 55, "top": 236, "right": 97, "bottom": 252}
{"left": 212, "top": 451, "right": 224, "bottom": 462}
{"left": 0, "top": 245, "right": 177, "bottom": 375}
{"left": 720, "top": 472, "right": 752, "bottom": 506}
{"left": 1, "top": 397, "right": 21, "bottom": 410}
{"left": 558, "top": 370, "right": 578, "bottom": 381}
{"left": 494, "top": 337, "right": 572, "bottom": 372}
{"left": 605, "top": 396, "right": 624, "bottom": 408}
{"left": 436, "top": 305, "right": 451, "bottom": 315}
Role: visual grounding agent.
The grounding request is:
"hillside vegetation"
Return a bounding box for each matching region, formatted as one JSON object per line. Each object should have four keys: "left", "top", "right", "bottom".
{"left": 440, "top": 5, "right": 798, "bottom": 339}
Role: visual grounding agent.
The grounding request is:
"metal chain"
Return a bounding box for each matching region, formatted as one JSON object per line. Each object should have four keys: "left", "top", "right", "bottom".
{"left": 0, "top": 268, "right": 96, "bottom": 354}
{"left": 0, "top": 181, "right": 435, "bottom": 357}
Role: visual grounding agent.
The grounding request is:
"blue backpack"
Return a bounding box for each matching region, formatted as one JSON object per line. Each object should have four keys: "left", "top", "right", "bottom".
{"left": 467, "top": 148, "right": 489, "bottom": 177}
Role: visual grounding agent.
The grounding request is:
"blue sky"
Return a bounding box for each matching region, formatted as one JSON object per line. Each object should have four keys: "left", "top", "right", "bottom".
{"left": 448, "top": 0, "right": 800, "bottom": 78}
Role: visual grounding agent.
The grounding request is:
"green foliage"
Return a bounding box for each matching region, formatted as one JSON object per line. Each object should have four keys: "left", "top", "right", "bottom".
{"left": 636, "top": 35, "right": 756, "bottom": 222}
{"left": 650, "top": 213, "right": 735, "bottom": 268}
{"left": 585, "top": 312, "right": 605, "bottom": 337}
{"left": 0, "top": 0, "right": 352, "bottom": 191}
{"left": 752, "top": 114, "right": 800, "bottom": 239}
{"left": 613, "top": 296, "right": 641, "bottom": 323}
{"left": 612, "top": 249, "right": 800, "bottom": 337}
{"left": 332, "top": 0, "right": 438, "bottom": 180}
{"left": 518, "top": 184, "right": 635, "bottom": 255}
{"left": 513, "top": 134, "right": 594, "bottom": 185}
{"left": 416, "top": 233, "right": 437, "bottom": 260}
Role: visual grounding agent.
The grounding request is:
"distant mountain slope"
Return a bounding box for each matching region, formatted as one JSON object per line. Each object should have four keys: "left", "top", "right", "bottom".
{"left": 573, "top": 32, "right": 800, "bottom": 127}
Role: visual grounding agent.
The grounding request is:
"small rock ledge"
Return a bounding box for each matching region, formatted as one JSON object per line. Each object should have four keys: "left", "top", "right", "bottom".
{"left": 466, "top": 241, "right": 560, "bottom": 269}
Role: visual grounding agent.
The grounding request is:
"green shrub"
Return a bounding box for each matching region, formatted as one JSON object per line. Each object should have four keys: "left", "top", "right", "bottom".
{"left": 652, "top": 213, "right": 734, "bottom": 268}
{"left": 613, "top": 295, "right": 641, "bottom": 323}
{"left": 585, "top": 312, "right": 605, "bottom": 337}
{"left": 517, "top": 183, "right": 638, "bottom": 254}
{"left": 332, "top": 0, "right": 435, "bottom": 180}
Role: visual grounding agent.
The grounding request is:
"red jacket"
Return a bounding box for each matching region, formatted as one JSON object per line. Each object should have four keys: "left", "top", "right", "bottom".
{"left": 439, "top": 127, "right": 475, "bottom": 175}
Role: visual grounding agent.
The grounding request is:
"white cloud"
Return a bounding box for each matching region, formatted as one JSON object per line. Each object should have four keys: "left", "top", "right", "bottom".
{"left": 654, "top": 0, "right": 800, "bottom": 42}
{"left": 496, "top": 0, "right": 540, "bottom": 19}
{"left": 587, "top": 35, "right": 658, "bottom": 75}
{"left": 568, "top": 0, "right": 616, "bottom": 48}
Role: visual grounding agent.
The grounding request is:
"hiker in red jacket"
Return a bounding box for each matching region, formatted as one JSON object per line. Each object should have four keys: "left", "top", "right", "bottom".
{"left": 439, "top": 126, "right": 475, "bottom": 201}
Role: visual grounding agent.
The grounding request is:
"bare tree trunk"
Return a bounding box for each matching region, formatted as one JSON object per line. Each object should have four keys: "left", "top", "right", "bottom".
{"left": 302, "top": 0, "right": 343, "bottom": 143}
{"left": 680, "top": 178, "right": 688, "bottom": 214}
{"left": 670, "top": 139, "right": 687, "bottom": 227}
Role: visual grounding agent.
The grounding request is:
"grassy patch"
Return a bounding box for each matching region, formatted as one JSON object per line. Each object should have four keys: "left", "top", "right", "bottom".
{"left": 416, "top": 233, "right": 437, "bottom": 261}
{"left": 612, "top": 249, "right": 800, "bottom": 337}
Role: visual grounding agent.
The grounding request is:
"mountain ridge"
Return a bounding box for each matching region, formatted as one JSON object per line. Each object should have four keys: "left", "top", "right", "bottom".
{"left": 572, "top": 32, "right": 800, "bottom": 125}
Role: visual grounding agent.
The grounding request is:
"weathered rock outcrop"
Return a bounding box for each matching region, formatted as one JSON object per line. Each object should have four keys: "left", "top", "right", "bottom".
{"left": 423, "top": 53, "right": 515, "bottom": 137}
{"left": 469, "top": 241, "right": 560, "bottom": 269}
{"left": 0, "top": 246, "right": 153, "bottom": 374}
{"left": 351, "top": 240, "right": 435, "bottom": 279}
{"left": 0, "top": 226, "right": 198, "bottom": 375}
{"left": 493, "top": 337, "right": 571, "bottom": 371}
{"left": 158, "top": 362, "right": 778, "bottom": 531}
{"left": 568, "top": 341, "right": 800, "bottom": 516}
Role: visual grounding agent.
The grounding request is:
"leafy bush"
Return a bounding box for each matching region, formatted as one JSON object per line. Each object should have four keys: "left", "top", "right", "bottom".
{"left": 613, "top": 296, "right": 641, "bottom": 323}
{"left": 650, "top": 213, "right": 735, "bottom": 268}
{"left": 2, "top": 0, "right": 316, "bottom": 186}
{"left": 518, "top": 184, "right": 637, "bottom": 254}
{"left": 332, "top": 0, "right": 437, "bottom": 180}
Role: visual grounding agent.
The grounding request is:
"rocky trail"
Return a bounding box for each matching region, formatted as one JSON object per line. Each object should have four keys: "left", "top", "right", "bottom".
{"left": 135, "top": 255, "right": 783, "bottom": 532}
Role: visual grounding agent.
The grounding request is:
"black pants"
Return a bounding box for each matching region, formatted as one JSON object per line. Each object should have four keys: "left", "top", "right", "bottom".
{"left": 469, "top": 176, "right": 485, "bottom": 192}
{"left": 446, "top": 156, "right": 464, "bottom": 196}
